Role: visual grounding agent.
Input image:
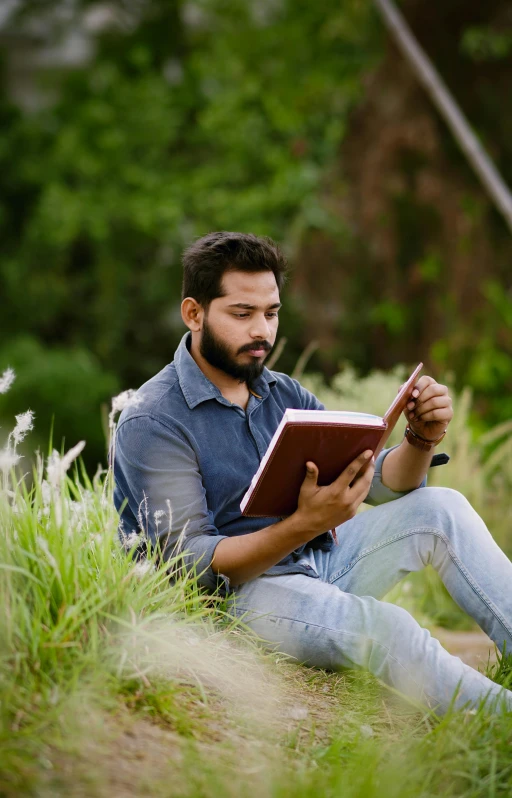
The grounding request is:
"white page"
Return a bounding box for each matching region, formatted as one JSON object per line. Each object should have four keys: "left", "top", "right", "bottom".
{"left": 284, "top": 409, "right": 384, "bottom": 425}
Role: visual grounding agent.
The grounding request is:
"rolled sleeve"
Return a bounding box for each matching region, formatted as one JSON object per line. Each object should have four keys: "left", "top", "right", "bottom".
{"left": 364, "top": 445, "right": 427, "bottom": 507}
{"left": 113, "top": 415, "right": 230, "bottom": 594}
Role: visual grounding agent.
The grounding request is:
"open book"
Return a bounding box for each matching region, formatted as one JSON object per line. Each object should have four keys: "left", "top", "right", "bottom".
{"left": 240, "top": 363, "right": 423, "bottom": 518}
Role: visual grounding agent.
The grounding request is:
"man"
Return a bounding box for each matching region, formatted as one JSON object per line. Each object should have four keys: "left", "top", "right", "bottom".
{"left": 114, "top": 231, "right": 512, "bottom": 714}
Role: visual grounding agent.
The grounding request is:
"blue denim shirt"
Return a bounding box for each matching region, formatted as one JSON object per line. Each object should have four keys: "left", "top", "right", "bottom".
{"left": 113, "top": 332, "right": 424, "bottom": 594}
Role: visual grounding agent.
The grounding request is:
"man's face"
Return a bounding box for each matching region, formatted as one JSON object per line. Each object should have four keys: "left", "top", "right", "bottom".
{"left": 199, "top": 270, "right": 281, "bottom": 384}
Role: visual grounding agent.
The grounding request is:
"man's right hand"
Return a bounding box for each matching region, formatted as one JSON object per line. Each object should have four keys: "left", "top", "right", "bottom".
{"left": 212, "top": 449, "right": 375, "bottom": 586}
{"left": 296, "top": 450, "right": 375, "bottom": 536}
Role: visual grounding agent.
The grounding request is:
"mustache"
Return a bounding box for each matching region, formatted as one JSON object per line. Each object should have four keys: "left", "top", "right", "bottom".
{"left": 237, "top": 341, "right": 272, "bottom": 354}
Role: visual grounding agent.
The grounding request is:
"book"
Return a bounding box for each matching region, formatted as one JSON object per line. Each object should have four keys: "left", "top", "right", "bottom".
{"left": 240, "top": 363, "right": 423, "bottom": 518}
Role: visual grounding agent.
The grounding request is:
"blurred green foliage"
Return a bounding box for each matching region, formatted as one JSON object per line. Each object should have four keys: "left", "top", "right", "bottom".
{"left": 0, "top": 336, "right": 118, "bottom": 466}
{"left": 1, "top": 0, "right": 512, "bottom": 468}
{"left": 461, "top": 26, "right": 512, "bottom": 61}
{"left": 0, "top": 0, "right": 380, "bottom": 466}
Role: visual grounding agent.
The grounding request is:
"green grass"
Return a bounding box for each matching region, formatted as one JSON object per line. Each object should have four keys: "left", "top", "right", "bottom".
{"left": 2, "top": 367, "right": 512, "bottom": 796}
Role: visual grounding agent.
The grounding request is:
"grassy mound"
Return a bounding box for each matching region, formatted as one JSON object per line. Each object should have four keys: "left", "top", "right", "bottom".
{"left": 2, "top": 365, "right": 512, "bottom": 796}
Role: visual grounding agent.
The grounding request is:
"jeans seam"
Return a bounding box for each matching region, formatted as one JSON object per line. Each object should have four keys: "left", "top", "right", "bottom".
{"left": 328, "top": 527, "right": 436, "bottom": 582}
{"left": 328, "top": 526, "right": 512, "bottom": 641}
{"left": 233, "top": 609, "right": 441, "bottom": 706}
{"left": 444, "top": 540, "right": 512, "bottom": 642}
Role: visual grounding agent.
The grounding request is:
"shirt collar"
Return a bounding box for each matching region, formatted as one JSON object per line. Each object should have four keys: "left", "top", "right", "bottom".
{"left": 174, "top": 331, "right": 277, "bottom": 410}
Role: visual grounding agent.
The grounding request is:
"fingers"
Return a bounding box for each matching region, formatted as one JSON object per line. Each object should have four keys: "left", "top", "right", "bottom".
{"left": 304, "top": 461, "right": 319, "bottom": 485}
{"left": 412, "top": 380, "right": 448, "bottom": 404}
{"left": 410, "top": 395, "right": 452, "bottom": 418}
{"left": 411, "top": 406, "right": 453, "bottom": 424}
{"left": 406, "top": 380, "right": 452, "bottom": 419}
{"left": 349, "top": 460, "right": 375, "bottom": 503}
{"left": 412, "top": 375, "right": 436, "bottom": 397}
{"left": 334, "top": 449, "right": 373, "bottom": 490}
{"left": 299, "top": 452, "right": 374, "bottom": 528}
{"left": 409, "top": 393, "right": 452, "bottom": 424}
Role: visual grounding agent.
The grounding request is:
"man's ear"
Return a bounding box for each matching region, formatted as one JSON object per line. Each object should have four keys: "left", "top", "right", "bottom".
{"left": 181, "top": 297, "right": 204, "bottom": 332}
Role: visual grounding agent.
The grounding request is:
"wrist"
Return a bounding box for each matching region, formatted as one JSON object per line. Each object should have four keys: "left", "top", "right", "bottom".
{"left": 289, "top": 509, "right": 322, "bottom": 542}
{"left": 405, "top": 425, "right": 447, "bottom": 452}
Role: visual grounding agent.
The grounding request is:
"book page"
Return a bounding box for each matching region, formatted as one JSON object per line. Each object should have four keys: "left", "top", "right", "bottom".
{"left": 285, "top": 409, "right": 384, "bottom": 425}
{"left": 374, "top": 362, "right": 423, "bottom": 457}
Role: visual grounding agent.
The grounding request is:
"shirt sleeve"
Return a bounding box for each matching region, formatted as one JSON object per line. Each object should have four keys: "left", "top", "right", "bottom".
{"left": 293, "top": 379, "right": 325, "bottom": 411}
{"left": 113, "top": 414, "right": 230, "bottom": 594}
{"left": 364, "top": 444, "right": 427, "bottom": 506}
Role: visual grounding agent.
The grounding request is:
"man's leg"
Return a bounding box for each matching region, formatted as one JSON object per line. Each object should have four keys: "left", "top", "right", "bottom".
{"left": 311, "top": 487, "right": 512, "bottom": 653}
{"left": 228, "top": 571, "right": 512, "bottom": 713}
{"left": 227, "top": 487, "right": 512, "bottom": 713}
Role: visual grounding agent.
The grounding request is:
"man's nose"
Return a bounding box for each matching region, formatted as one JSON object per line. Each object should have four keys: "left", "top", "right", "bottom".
{"left": 249, "top": 315, "right": 272, "bottom": 340}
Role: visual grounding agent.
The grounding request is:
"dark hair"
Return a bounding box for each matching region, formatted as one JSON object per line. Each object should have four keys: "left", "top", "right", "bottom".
{"left": 181, "top": 231, "right": 287, "bottom": 306}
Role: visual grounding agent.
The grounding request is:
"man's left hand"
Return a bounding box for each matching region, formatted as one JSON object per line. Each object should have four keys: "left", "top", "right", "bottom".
{"left": 405, "top": 376, "right": 453, "bottom": 442}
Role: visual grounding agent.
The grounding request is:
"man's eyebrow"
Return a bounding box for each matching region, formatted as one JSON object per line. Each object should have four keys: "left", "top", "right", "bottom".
{"left": 227, "top": 302, "right": 282, "bottom": 310}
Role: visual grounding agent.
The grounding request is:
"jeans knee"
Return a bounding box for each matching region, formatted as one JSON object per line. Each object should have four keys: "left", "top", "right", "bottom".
{"left": 409, "top": 487, "right": 478, "bottom": 539}
{"left": 422, "top": 486, "right": 471, "bottom": 512}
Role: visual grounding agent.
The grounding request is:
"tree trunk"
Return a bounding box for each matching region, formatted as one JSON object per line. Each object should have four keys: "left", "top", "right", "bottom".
{"left": 373, "top": 0, "right": 512, "bottom": 235}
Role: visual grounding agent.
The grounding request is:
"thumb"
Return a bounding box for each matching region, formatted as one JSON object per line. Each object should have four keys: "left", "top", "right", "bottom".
{"left": 305, "top": 461, "right": 318, "bottom": 481}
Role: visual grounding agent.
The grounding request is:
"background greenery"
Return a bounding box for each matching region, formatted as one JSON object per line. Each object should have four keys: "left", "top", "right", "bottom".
{"left": 1, "top": 0, "right": 512, "bottom": 468}
{"left": 2, "top": 4, "right": 512, "bottom": 787}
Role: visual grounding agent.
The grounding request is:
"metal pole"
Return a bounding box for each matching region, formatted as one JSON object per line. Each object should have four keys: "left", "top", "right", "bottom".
{"left": 373, "top": 0, "right": 512, "bottom": 235}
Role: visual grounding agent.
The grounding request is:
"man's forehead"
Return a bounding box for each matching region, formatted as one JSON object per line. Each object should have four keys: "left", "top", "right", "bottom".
{"left": 218, "top": 270, "right": 280, "bottom": 302}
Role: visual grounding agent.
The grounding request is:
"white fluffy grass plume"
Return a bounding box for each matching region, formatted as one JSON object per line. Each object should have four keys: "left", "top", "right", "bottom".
{"left": 117, "top": 617, "right": 287, "bottom": 730}
{"left": 0, "top": 367, "right": 15, "bottom": 394}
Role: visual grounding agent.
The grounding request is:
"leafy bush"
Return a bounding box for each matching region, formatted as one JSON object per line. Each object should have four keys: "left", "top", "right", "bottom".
{"left": 0, "top": 336, "right": 118, "bottom": 470}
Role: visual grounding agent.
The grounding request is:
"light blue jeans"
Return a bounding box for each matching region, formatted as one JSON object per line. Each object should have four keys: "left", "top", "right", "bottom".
{"left": 227, "top": 488, "right": 512, "bottom": 714}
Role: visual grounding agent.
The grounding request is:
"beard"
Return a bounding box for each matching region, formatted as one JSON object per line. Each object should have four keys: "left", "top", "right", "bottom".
{"left": 199, "top": 315, "right": 273, "bottom": 386}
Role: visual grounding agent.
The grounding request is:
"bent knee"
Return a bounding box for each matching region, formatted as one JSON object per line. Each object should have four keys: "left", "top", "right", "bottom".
{"left": 408, "top": 486, "right": 476, "bottom": 529}
{"left": 421, "top": 486, "right": 471, "bottom": 509}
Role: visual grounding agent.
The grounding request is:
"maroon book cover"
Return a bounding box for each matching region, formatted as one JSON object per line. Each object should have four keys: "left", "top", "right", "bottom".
{"left": 241, "top": 363, "right": 422, "bottom": 518}
{"left": 242, "top": 421, "right": 386, "bottom": 517}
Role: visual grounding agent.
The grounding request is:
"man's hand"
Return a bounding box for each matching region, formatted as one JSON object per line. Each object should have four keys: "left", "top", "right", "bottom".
{"left": 405, "top": 376, "right": 453, "bottom": 441}
{"left": 212, "top": 450, "right": 375, "bottom": 586}
{"left": 296, "top": 450, "right": 375, "bottom": 535}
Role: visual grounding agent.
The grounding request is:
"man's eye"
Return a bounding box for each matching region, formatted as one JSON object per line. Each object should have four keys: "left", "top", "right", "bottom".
{"left": 232, "top": 312, "right": 278, "bottom": 318}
